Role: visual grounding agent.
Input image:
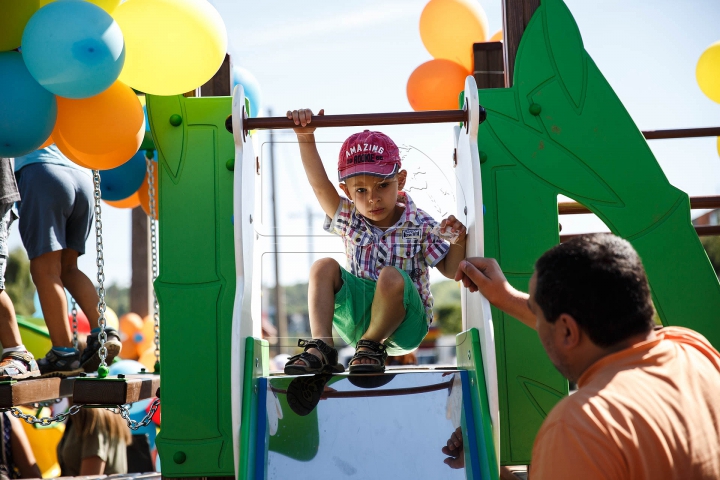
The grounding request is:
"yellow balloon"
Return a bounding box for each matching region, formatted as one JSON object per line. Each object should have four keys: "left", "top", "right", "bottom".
{"left": 114, "top": 0, "right": 227, "bottom": 95}
{"left": 489, "top": 30, "right": 503, "bottom": 42}
{"left": 0, "top": 0, "right": 40, "bottom": 52}
{"left": 40, "top": 0, "right": 120, "bottom": 13}
{"left": 697, "top": 41, "right": 720, "bottom": 104}
{"left": 104, "top": 306, "right": 120, "bottom": 331}
{"left": 717, "top": 136, "right": 720, "bottom": 157}
{"left": 419, "top": 0, "right": 489, "bottom": 72}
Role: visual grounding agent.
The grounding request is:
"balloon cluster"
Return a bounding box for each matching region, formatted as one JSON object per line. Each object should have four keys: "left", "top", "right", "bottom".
{"left": 0, "top": 0, "right": 227, "bottom": 168}
{"left": 696, "top": 41, "right": 720, "bottom": 158}
{"left": 407, "top": 0, "right": 500, "bottom": 111}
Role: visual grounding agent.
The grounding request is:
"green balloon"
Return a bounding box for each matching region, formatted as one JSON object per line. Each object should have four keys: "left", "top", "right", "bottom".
{"left": 0, "top": 0, "right": 40, "bottom": 52}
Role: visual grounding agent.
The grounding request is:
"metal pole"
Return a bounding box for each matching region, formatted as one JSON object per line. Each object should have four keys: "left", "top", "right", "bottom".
{"left": 559, "top": 195, "right": 720, "bottom": 215}
{"left": 642, "top": 127, "right": 720, "bottom": 140}
{"left": 226, "top": 109, "right": 473, "bottom": 134}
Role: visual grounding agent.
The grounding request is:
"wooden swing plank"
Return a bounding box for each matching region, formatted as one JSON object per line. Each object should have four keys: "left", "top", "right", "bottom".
{"left": 0, "top": 377, "right": 75, "bottom": 409}
{"left": 73, "top": 374, "right": 160, "bottom": 405}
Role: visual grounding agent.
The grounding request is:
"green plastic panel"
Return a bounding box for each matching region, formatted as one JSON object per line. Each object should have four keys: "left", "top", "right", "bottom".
{"left": 239, "top": 337, "right": 269, "bottom": 480}
{"left": 479, "top": 0, "right": 720, "bottom": 464}
{"left": 148, "top": 94, "right": 238, "bottom": 477}
{"left": 456, "top": 329, "right": 499, "bottom": 480}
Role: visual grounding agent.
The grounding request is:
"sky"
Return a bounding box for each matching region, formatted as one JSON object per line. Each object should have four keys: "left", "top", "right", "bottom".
{"left": 11, "top": 0, "right": 720, "bottom": 288}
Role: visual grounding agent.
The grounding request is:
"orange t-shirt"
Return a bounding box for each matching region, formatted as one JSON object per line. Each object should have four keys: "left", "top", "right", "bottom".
{"left": 530, "top": 327, "right": 720, "bottom": 480}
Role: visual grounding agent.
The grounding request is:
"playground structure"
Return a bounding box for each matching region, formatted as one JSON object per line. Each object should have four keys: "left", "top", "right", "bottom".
{"left": 145, "top": 0, "right": 720, "bottom": 478}
{"left": 1, "top": 0, "right": 719, "bottom": 478}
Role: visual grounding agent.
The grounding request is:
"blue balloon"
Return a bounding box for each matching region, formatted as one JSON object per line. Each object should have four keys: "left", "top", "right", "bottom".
{"left": 0, "top": 52, "right": 57, "bottom": 157}
{"left": 231, "top": 66, "right": 262, "bottom": 118}
{"left": 100, "top": 149, "right": 148, "bottom": 201}
{"left": 21, "top": 1, "right": 125, "bottom": 99}
{"left": 109, "top": 359, "right": 148, "bottom": 376}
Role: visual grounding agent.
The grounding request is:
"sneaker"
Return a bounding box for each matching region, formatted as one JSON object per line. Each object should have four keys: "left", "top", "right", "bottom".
{"left": 80, "top": 327, "right": 122, "bottom": 373}
{"left": 0, "top": 351, "right": 41, "bottom": 380}
{"left": 38, "top": 348, "right": 82, "bottom": 376}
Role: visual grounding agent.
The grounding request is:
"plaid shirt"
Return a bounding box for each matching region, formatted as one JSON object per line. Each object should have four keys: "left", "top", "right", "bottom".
{"left": 324, "top": 192, "right": 449, "bottom": 322}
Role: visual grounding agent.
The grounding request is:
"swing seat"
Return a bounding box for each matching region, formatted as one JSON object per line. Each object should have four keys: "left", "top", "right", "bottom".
{"left": 73, "top": 373, "right": 160, "bottom": 406}
{"left": 0, "top": 376, "right": 76, "bottom": 409}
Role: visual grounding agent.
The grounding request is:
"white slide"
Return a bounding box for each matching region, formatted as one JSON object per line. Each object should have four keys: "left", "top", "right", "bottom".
{"left": 454, "top": 75, "right": 500, "bottom": 465}
{"left": 229, "top": 85, "right": 259, "bottom": 480}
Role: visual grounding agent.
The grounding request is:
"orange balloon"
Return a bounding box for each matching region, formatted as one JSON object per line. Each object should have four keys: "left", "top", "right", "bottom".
{"left": 407, "top": 59, "right": 470, "bottom": 111}
{"left": 119, "top": 312, "right": 143, "bottom": 360}
{"left": 104, "top": 191, "right": 141, "bottom": 209}
{"left": 52, "top": 81, "right": 145, "bottom": 170}
{"left": 38, "top": 136, "right": 53, "bottom": 149}
{"left": 137, "top": 315, "right": 157, "bottom": 358}
{"left": 137, "top": 346, "right": 158, "bottom": 372}
{"left": 489, "top": 30, "right": 503, "bottom": 42}
{"left": 138, "top": 166, "right": 159, "bottom": 220}
{"left": 419, "top": 0, "right": 489, "bottom": 72}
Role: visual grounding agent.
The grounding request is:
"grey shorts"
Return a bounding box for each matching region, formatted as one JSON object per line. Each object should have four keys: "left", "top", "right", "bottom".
{"left": 0, "top": 203, "right": 16, "bottom": 290}
{"left": 15, "top": 163, "right": 94, "bottom": 260}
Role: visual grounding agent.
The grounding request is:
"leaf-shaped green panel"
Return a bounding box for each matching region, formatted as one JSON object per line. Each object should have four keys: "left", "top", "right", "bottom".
{"left": 529, "top": 69, "right": 681, "bottom": 234}
{"left": 517, "top": 377, "right": 566, "bottom": 418}
{"left": 147, "top": 94, "right": 184, "bottom": 179}
{"left": 544, "top": 0, "right": 586, "bottom": 110}
{"left": 487, "top": 112, "right": 620, "bottom": 205}
{"left": 514, "top": 11, "right": 555, "bottom": 132}
{"left": 478, "top": 88, "right": 520, "bottom": 123}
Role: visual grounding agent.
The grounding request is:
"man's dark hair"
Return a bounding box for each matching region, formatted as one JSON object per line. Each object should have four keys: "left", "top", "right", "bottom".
{"left": 534, "top": 233, "right": 655, "bottom": 347}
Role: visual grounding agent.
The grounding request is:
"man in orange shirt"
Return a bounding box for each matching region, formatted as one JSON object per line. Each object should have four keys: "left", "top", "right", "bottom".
{"left": 454, "top": 233, "right": 720, "bottom": 479}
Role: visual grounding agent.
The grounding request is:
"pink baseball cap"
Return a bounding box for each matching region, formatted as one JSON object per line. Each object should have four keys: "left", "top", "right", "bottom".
{"left": 337, "top": 130, "right": 401, "bottom": 182}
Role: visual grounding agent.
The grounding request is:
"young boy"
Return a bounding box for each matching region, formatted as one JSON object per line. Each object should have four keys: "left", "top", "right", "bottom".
{"left": 284, "top": 109, "right": 467, "bottom": 374}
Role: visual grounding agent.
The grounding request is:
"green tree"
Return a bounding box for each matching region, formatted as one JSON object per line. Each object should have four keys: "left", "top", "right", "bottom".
{"left": 104, "top": 283, "right": 130, "bottom": 317}
{"left": 5, "top": 248, "right": 36, "bottom": 316}
{"left": 431, "top": 280, "right": 463, "bottom": 334}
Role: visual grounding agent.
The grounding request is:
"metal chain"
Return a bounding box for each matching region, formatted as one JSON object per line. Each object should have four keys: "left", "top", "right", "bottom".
{"left": 6, "top": 397, "right": 160, "bottom": 429}
{"left": 4, "top": 404, "right": 82, "bottom": 426}
{"left": 71, "top": 298, "right": 78, "bottom": 351}
{"left": 146, "top": 157, "right": 160, "bottom": 370}
{"left": 110, "top": 397, "right": 161, "bottom": 431}
{"left": 92, "top": 170, "right": 108, "bottom": 373}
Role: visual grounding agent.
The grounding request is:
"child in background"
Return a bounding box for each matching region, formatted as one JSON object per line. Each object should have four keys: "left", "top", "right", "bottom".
{"left": 14, "top": 145, "right": 122, "bottom": 375}
{"left": 57, "top": 407, "right": 131, "bottom": 476}
{"left": 284, "top": 109, "right": 466, "bottom": 374}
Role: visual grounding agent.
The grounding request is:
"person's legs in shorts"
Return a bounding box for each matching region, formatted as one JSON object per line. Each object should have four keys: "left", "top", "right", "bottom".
{"left": 285, "top": 258, "right": 346, "bottom": 372}
{"left": 0, "top": 203, "right": 39, "bottom": 378}
{"left": 0, "top": 203, "right": 22, "bottom": 350}
{"left": 17, "top": 164, "right": 105, "bottom": 374}
{"left": 350, "top": 266, "right": 427, "bottom": 370}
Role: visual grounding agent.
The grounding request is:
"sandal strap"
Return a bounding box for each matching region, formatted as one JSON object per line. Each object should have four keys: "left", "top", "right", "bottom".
{"left": 350, "top": 340, "right": 388, "bottom": 367}
{"left": 297, "top": 338, "right": 339, "bottom": 366}
{"left": 1, "top": 351, "right": 34, "bottom": 364}
{"left": 286, "top": 351, "right": 324, "bottom": 370}
{"left": 356, "top": 339, "right": 387, "bottom": 354}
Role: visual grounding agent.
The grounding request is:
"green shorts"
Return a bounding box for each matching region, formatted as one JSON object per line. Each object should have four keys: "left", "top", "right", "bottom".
{"left": 333, "top": 266, "right": 429, "bottom": 356}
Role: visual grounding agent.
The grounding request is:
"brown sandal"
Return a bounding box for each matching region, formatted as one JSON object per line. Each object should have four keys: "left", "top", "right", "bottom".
{"left": 284, "top": 339, "right": 345, "bottom": 375}
{"left": 348, "top": 339, "right": 388, "bottom": 374}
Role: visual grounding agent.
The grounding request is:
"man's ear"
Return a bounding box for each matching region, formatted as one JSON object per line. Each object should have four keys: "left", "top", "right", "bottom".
{"left": 397, "top": 169, "right": 408, "bottom": 190}
{"left": 555, "top": 313, "right": 581, "bottom": 349}
{"left": 339, "top": 183, "right": 351, "bottom": 199}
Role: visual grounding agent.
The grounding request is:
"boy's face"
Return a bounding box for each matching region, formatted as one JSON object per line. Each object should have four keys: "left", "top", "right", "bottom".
{"left": 339, "top": 170, "right": 407, "bottom": 227}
